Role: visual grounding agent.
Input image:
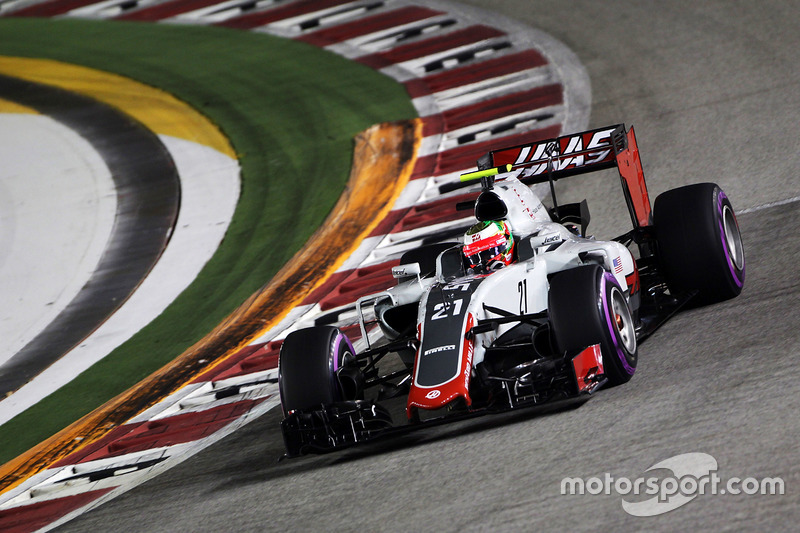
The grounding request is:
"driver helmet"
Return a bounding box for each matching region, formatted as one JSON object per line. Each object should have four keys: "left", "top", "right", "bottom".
{"left": 463, "top": 220, "right": 515, "bottom": 272}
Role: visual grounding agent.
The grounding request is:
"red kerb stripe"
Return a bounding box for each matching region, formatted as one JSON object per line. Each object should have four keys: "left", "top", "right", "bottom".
{"left": 316, "top": 260, "right": 400, "bottom": 311}
{"left": 115, "top": 0, "right": 224, "bottom": 21}
{"left": 414, "top": 124, "right": 562, "bottom": 177}
{"left": 297, "top": 6, "right": 444, "bottom": 47}
{"left": 74, "top": 400, "right": 265, "bottom": 462}
{"left": 218, "top": 0, "right": 353, "bottom": 30}
{"left": 7, "top": 0, "right": 97, "bottom": 17}
{"left": 0, "top": 488, "right": 115, "bottom": 533}
{"left": 404, "top": 49, "right": 548, "bottom": 98}
{"left": 421, "top": 84, "right": 562, "bottom": 136}
{"left": 357, "top": 25, "right": 505, "bottom": 69}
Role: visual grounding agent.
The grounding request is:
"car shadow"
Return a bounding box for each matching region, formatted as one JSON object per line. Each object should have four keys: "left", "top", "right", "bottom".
{"left": 207, "top": 396, "right": 589, "bottom": 493}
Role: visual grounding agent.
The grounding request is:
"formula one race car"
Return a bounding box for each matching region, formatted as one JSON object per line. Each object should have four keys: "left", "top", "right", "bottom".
{"left": 278, "top": 124, "right": 745, "bottom": 456}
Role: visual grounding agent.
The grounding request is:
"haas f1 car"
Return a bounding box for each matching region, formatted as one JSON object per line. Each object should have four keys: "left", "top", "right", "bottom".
{"left": 278, "top": 124, "right": 745, "bottom": 456}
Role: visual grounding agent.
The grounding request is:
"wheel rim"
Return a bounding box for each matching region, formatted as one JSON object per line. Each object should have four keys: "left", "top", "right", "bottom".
{"left": 722, "top": 205, "right": 744, "bottom": 271}
{"left": 341, "top": 350, "right": 355, "bottom": 367}
{"left": 610, "top": 287, "right": 636, "bottom": 353}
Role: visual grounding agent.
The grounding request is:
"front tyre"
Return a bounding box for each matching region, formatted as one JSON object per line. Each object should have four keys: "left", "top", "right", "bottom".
{"left": 654, "top": 183, "right": 745, "bottom": 304}
{"left": 278, "top": 326, "right": 355, "bottom": 416}
{"left": 549, "top": 265, "right": 638, "bottom": 386}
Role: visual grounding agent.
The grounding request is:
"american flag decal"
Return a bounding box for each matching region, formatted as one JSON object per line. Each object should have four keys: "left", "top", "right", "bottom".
{"left": 613, "top": 256, "right": 624, "bottom": 274}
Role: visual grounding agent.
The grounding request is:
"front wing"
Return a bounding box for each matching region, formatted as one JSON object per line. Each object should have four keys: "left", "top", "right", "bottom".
{"left": 280, "top": 344, "right": 604, "bottom": 457}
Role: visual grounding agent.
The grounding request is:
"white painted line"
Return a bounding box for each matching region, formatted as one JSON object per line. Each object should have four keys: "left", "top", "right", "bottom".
{"left": 265, "top": 0, "right": 380, "bottom": 37}
{"left": 0, "top": 114, "right": 116, "bottom": 368}
{"left": 381, "top": 36, "right": 511, "bottom": 78}
{"left": 436, "top": 107, "right": 564, "bottom": 152}
{"left": 416, "top": 133, "right": 445, "bottom": 158}
{"left": 738, "top": 195, "right": 800, "bottom": 214}
{"left": 67, "top": 0, "right": 159, "bottom": 18}
{"left": 325, "top": 14, "right": 458, "bottom": 58}
{"left": 418, "top": 66, "right": 552, "bottom": 111}
{"left": 169, "top": 0, "right": 278, "bottom": 24}
{"left": 0, "top": 136, "right": 240, "bottom": 425}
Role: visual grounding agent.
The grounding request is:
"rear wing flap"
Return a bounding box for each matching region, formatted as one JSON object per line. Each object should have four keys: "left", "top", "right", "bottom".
{"left": 480, "top": 124, "right": 652, "bottom": 228}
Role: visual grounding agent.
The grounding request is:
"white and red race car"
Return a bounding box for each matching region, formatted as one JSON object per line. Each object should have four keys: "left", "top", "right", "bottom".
{"left": 277, "top": 124, "right": 745, "bottom": 456}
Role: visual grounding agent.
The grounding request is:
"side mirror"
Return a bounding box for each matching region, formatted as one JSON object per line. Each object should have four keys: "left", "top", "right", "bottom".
{"left": 392, "top": 262, "right": 421, "bottom": 279}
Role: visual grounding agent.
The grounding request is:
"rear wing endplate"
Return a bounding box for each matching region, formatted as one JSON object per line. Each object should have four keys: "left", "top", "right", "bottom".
{"left": 471, "top": 124, "right": 652, "bottom": 229}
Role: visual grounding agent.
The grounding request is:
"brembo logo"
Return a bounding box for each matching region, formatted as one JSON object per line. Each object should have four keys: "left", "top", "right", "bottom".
{"left": 424, "top": 345, "right": 456, "bottom": 356}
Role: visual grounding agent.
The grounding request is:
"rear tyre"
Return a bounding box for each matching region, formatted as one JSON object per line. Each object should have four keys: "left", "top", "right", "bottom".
{"left": 654, "top": 183, "right": 745, "bottom": 304}
{"left": 549, "top": 265, "right": 638, "bottom": 385}
{"left": 278, "top": 326, "right": 355, "bottom": 416}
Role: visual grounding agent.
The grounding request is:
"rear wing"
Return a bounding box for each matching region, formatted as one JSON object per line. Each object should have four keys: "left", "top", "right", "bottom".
{"left": 458, "top": 124, "right": 652, "bottom": 229}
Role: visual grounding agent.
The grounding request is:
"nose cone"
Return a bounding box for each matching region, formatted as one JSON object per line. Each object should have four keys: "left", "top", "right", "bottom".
{"left": 407, "top": 314, "right": 475, "bottom": 419}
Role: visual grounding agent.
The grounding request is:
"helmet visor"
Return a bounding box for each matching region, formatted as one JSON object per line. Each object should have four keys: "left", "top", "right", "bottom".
{"left": 466, "top": 246, "right": 506, "bottom": 269}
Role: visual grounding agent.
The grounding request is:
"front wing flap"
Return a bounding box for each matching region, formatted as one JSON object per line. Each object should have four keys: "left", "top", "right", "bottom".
{"left": 281, "top": 344, "right": 604, "bottom": 457}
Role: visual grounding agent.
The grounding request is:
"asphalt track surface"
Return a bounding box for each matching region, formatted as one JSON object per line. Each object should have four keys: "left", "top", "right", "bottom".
{"left": 61, "top": 1, "right": 800, "bottom": 531}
